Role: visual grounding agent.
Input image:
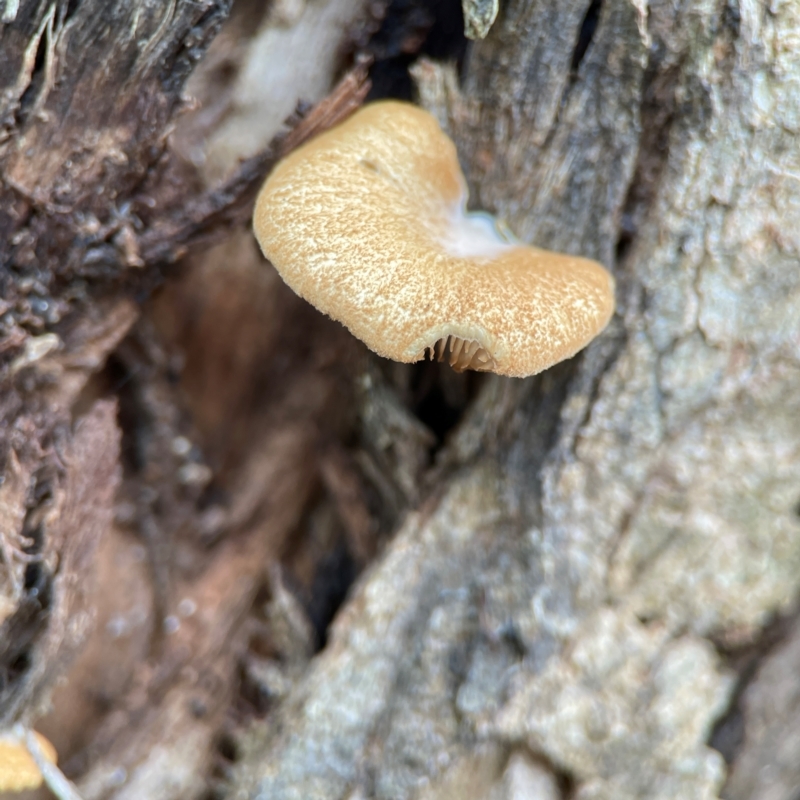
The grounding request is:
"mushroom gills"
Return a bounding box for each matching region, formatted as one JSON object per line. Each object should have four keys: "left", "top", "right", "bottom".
{"left": 424, "top": 335, "right": 496, "bottom": 373}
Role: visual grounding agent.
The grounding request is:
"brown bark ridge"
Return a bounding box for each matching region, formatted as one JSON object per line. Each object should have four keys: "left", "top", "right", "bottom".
{"left": 0, "top": 0, "right": 227, "bottom": 733}
{"left": 1, "top": 0, "right": 800, "bottom": 799}
{"left": 0, "top": 0, "right": 373, "bottom": 794}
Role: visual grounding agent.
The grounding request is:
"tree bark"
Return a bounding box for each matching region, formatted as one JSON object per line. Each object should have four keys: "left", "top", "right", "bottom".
{"left": 1, "top": 1, "right": 799, "bottom": 799}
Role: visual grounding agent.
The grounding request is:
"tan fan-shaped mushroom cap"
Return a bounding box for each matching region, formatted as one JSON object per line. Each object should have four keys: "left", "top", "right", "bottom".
{"left": 253, "top": 101, "right": 615, "bottom": 378}
{"left": 0, "top": 731, "right": 57, "bottom": 792}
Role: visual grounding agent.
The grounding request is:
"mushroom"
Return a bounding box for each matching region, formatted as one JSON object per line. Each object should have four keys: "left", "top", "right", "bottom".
{"left": 0, "top": 729, "right": 56, "bottom": 793}
{"left": 0, "top": 727, "right": 82, "bottom": 800}
{"left": 253, "top": 101, "right": 615, "bottom": 378}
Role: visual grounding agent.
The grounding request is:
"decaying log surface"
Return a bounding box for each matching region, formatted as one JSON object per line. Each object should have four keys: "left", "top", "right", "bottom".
{"left": 231, "top": 3, "right": 800, "bottom": 800}
{"left": 1, "top": 0, "right": 799, "bottom": 799}
{"left": 0, "top": 0, "right": 374, "bottom": 795}
{"left": 0, "top": 0, "right": 230, "bottom": 739}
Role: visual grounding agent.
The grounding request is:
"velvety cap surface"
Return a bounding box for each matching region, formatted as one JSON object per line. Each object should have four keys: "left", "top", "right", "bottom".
{"left": 253, "top": 101, "right": 615, "bottom": 377}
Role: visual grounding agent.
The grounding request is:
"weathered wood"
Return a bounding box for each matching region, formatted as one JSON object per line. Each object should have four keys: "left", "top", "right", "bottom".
{"left": 0, "top": 1, "right": 369, "bottom": 788}
{"left": 0, "top": 0, "right": 229, "bottom": 285}
{"left": 2, "top": 0, "right": 799, "bottom": 798}
{"left": 0, "top": 0, "right": 233, "bottom": 732}
{"left": 230, "top": 2, "right": 800, "bottom": 799}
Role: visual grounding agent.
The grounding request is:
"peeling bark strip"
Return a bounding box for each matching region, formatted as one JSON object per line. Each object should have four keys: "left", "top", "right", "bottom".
{"left": 137, "top": 59, "right": 372, "bottom": 268}
{"left": 0, "top": 401, "right": 120, "bottom": 726}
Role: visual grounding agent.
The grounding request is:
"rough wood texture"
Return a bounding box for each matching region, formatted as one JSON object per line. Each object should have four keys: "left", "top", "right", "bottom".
{"left": 231, "top": 2, "right": 800, "bottom": 800}
{"left": 0, "top": 0, "right": 238, "bottom": 742}
{"left": 0, "top": 0, "right": 229, "bottom": 283}
{"left": 0, "top": 400, "right": 120, "bottom": 726}
{"left": 0, "top": 0, "right": 372, "bottom": 793}
{"left": 1, "top": 0, "right": 799, "bottom": 798}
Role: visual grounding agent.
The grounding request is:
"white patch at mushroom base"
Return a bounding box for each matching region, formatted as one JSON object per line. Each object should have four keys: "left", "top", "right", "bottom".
{"left": 435, "top": 206, "right": 517, "bottom": 259}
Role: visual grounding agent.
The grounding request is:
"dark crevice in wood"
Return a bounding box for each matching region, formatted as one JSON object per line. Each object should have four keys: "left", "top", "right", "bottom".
{"left": 721, "top": 0, "right": 741, "bottom": 39}
{"left": 508, "top": 365, "right": 576, "bottom": 517}
{"left": 0, "top": 465, "right": 59, "bottom": 714}
{"left": 569, "top": 324, "right": 628, "bottom": 446}
{"left": 539, "top": 752, "right": 576, "bottom": 800}
{"left": 277, "top": 481, "right": 369, "bottom": 651}
{"left": 306, "top": 542, "right": 359, "bottom": 648}
{"left": 570, "top": 0, "right": 603, "bottom": 73}
{"left": 709, "top": 607, "right": 800, "bottom": 765}
{"left": 615, "top": 60, "right": 681, "bottom": 269}
{"left": 63, "top": 0, "right": 81, "bottom": 22}
{"left": 102, "top": 354, "right": 148, "bottom": 474}
{"left": 410, "top": 361, "right": 485, "bottom": 446}
{"left": 365, "top": 0, "right": 467, "bottom": 101}
{"left": 214, "top": 730, "right": 238, "bottom": 763}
